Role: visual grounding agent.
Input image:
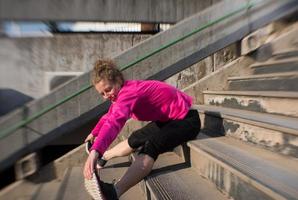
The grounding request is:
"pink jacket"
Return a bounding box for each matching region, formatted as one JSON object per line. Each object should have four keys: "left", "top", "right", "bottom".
{"left": 90, "top": 80, "right": 192, "bottom": 155}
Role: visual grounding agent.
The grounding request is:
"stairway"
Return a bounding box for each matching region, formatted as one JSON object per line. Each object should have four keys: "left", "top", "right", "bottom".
{"left": 0, "top": 149, "right": 146, "bottom": 200}
{"left": 185, "top": 48, "right": 298, "bottom": 199}
{"left": 125, "top": 22, "right": 298, "bottom": 200}
{"left": 1, "top": 0, "right": 296, "bottom": 173}
{"left": 1, "top": 1, "right": 298, "bottom": 200}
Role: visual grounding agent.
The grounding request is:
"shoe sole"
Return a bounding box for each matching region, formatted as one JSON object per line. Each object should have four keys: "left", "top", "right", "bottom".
{"left": 84, "top": 172, "right": 105, "bottom": 200}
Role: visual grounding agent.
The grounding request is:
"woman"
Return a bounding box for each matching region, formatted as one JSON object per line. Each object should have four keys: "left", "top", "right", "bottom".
{"left": 83, "top": 59, "right": 200, "bottom": 200}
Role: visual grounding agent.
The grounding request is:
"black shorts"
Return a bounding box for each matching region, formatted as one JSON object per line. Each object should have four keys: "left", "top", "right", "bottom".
{"left": 127, "top": 109, "right": 201, "bottom": 160}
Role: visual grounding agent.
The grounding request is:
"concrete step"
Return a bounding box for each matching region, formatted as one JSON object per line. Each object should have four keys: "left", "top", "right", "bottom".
{"left": 144, "top": 152, "right": 228, "bottom": 200}
{"left": 228, "top": 72, "right": 298, "bottom": 91}
{"left": 254, "top": 22, "right": 298, "bottom": 61}
{"left": 203, "top": 90, "right": 298, "bottom": 117}
{"left": 272, "top": 48, "right": 298, "bottom": 60}
{"left": 31, "top": 180, "right": 62, "bottom": 200}
{"left": 0, "top": 180, "right": 40, "bottom": 200}
{"left": 57, "top": 167, "right": 90, "bottom": 200}
{"left": 188, "top": 133, "right": 298, "bottom": 200}
{"left": 250, "top": 58, "right": 298, "bottom": 74}
{"left": 192, "top": 104, "right": 298, "bottom": 158}
{"left": 0, "top": 168, "right": 68, "bottom": 200}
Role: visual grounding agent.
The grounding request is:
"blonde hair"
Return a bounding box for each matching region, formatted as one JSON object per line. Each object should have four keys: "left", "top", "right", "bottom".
{"left": 91, "top": 59, "right": 124, "bottom": 85}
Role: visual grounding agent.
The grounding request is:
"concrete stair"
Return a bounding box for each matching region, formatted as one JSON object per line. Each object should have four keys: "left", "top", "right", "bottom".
{"left": 200, "top": 44, "right": 298, "bottom": 159}
{"left": 188, "top": 133, "right": 298, "bottom": 200}
{"left": 0, "top": 169, "right": 67, "bottom": 200}
{"left": 250, "top": 57, "right": 298, "bottom": 74}
{"left": 134, "top": 152, "right": 228, "bottom": 200}
{"left": 31, "top": 179, "right": 62, "bottom": 200}
{"left": 1, "top": 0, "right": 296, "bottom": 173}
{"left": 193, "top": 104, "right": 298, "bottom": 158}
{"left": 203, "top": 90, "right": 298, "bottom": 117}
{"left": 189, "top": 27, "right": 298, "bottom": 199}
{"left": 0, "top": 157, "right": 146, "bottom": 200}
{"left": 272, "top": 49, "right": 298, "bottom": 60}
{"left": 0, "top": 168, "right": 85, "bottom": 200}
{"left": 56, "top": 167, "right": 90, "bottom": 200}
{"left": 1, "top": 3, "right": 298, "bottom": 200}
{"left": 228, "top": 72, "right": 298, "bottom": 91}
{"left": 0, "top": 181, "right": 40, "bottom": 200}
{"left": 229, "top": 48, "right": 298, "bottom": 91}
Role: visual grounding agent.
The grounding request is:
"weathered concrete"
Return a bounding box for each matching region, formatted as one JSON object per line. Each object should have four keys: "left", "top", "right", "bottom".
{"left": 0, "top": 153, "right": 146, "bottom": 200}
{"left": 0, "top": 34, "right": 151, "bottom": 98}
{"left": 30, "top": 180, "right": 62, "bottom": 200}
{"left": 214, "top": 43, "right": 240, "bottom": 71}
{"left": 0, "top": 0, "right": 296, "bottom": 172}
{"left": 241, "top": 22, "right": 285, "bottom": 55}
{"left": 189, "top": 144, "right": 273, "bottom": 200}
{"left": 1, "top": 2, "right": 298, "bottom": 197}
{"left": 188, "top": 134, "right": 298, "bottom": 200}
{"left": 272, "top": 48, "right": 298, "bottom": 60}
{"left": 166, "top": 43, "right": 239, "bottom": 89}
{"left": 195, "top": 104, "right": 298, "bottom": 158}
{"left": 228, "top": 72, "right": 298, "bottom": 91}
{"left": 255, "top": 22, "right": 298, "bottom": 61}
{"left": 0, "top": 179, "right": 41, "bottom": 200}
{"left": 222, "top": 118, "right": 298, "bottom": 157}
{"left": 0, "top": 0, "right": 221, "bottom": 23}
{"left": 204, "top": 91, "right": 298, "bottom": 117}
{"left": 181, "top": 22, "right": 298, "bottom": 103}
{"left": 250, "top": 57, "right": 298, "bottom": 74}
{"left": 143, "top": 152, "right": 227, "bottom": 200}
{"left": 59, "top": 167, "right": 90, "bottom": 200}
{"left": 183, "top": 57, "right": 254, "bottom": 104}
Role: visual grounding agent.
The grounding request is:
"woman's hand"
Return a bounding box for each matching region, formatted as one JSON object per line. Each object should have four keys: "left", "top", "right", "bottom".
{"left": 83, "top": 150, "right": 99, "bottom": 179}
{"left": 84, "top": 133, "right": 95, "bottom": 143}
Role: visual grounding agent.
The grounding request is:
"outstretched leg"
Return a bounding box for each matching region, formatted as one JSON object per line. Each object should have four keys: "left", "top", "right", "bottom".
{"left": 114, "top": 154, "right": 155, "bottom": 197}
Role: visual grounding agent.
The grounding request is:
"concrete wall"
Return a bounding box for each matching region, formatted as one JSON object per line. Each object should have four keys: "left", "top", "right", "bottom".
{"left": 0, "top": 34, "right": 150, "bottom": 99}
{"left": 165, "top": 43, "right": 239, "bottom": 89}
{"left": 0, "top": 0, "right": 221, "bottom": 23}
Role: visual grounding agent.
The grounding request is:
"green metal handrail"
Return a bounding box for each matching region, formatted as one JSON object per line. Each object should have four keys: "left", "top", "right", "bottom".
{"left": 0, "top": 1, "right": 255, "bottom": 139}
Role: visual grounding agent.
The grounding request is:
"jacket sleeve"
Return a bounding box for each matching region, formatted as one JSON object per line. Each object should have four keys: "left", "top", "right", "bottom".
{"left": 90, "top": 94, "right": 137, "bottom": 156}
{"left": 90, "top": 113, "right": 109, "bottom": 137}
